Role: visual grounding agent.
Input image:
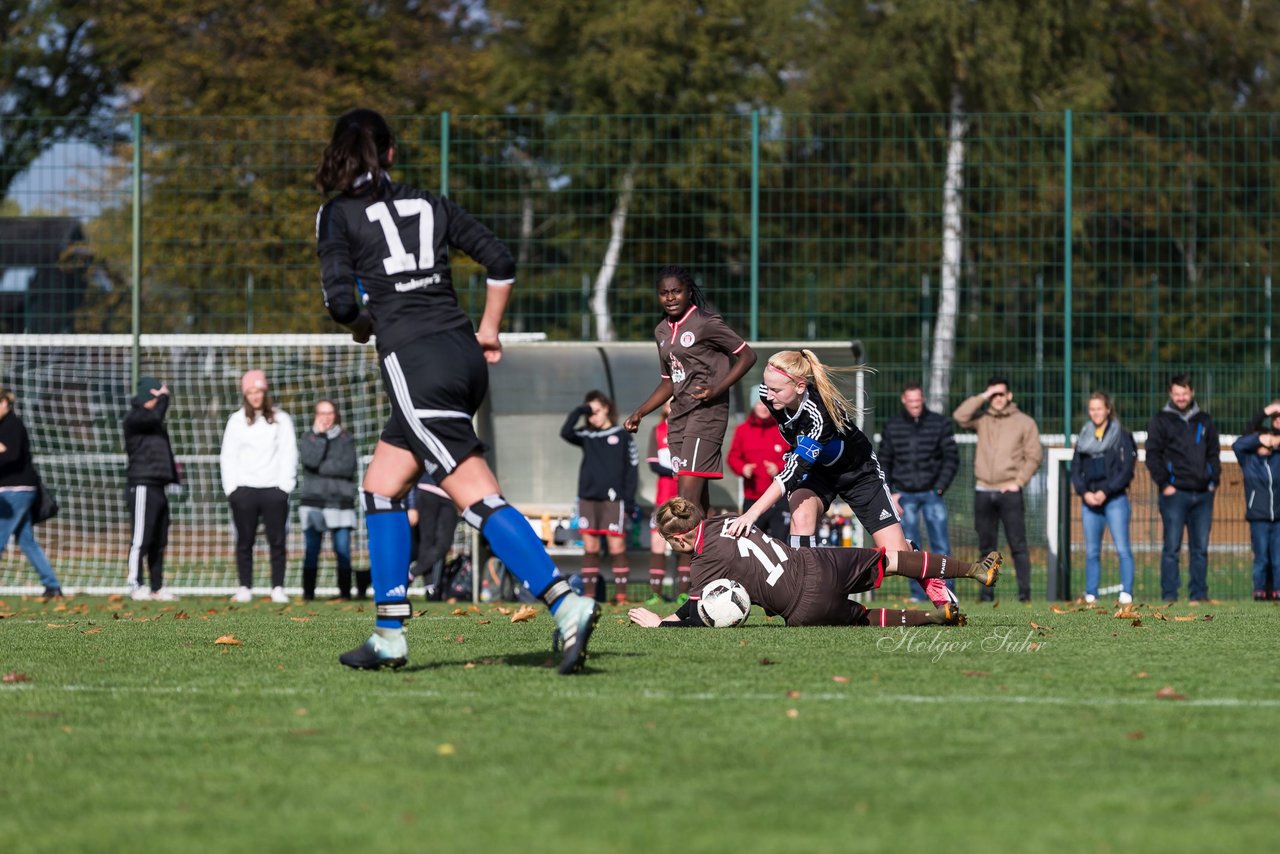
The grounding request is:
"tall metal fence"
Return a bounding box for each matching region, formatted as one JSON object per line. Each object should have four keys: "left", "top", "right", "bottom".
{"left": 3, "top": 111, "right": 1278, "bottom": 433}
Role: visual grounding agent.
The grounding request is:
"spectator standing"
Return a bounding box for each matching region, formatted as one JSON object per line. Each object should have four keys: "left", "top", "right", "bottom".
{"left": 123, "top": 376, "right": 181, "bottom": 601}
{"left": 644, "top": 402, "right": 680, "bottom": 602}
{"left": 1070, "top": 391, "right": 1137, "bottom": 605}
{"left": 561, "top": 390, "right": 638, "bottom": 603}
{"left": 953, "top": 375, "right": 1042, "bottom": 602}
{"left": 410, "top": 470, "right": 458, "bottom": 601}
{"left": 1231, "top": 402, "right": 1280, "bottom": 601}
{"left": 727, "top": 398, "right": 790, "bottom": 541}
{"left": 0, "top": 387, "right": 62, "bottom": 598}
{"left": 298, "top": 399, "right": 357, "bottom": 601}
{"left": 1145, "top": 373, "right": 1220, "bottom": 604}
{"left": 220, "top": 370, "right": 297, "bottom": 604}
{"left": 879, "top": 383, "right": 959, "bottom": 602}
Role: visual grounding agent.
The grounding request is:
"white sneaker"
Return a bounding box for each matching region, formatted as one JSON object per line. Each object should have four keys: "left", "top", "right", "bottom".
{"left": 1083, "top": 593, "right": 1096, "bottom": 604}
{"left": 270, "top": 586, "right": 290, "bottom": 604}
{"left": 130, "top": 585, "right": 152, "bottom": 601}
{"left": 1118, "top": 591, "right": 1133, "bottom": 605}
{"left": 151, "top": 588, "right": 179, "bottom": 602}
{"left": 231, "top": 586, "right": 253, "bottom": 603}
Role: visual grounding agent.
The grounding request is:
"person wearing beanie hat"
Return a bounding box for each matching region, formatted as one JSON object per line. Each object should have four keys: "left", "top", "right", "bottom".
{"left": 220, "top": 370, "right": 297, "bottom": 604}
{"left": 316, "top": 108, "right": 598, "bottom": 674}
{"left": 123, "top": 377, "right": 179, "bottom": 601}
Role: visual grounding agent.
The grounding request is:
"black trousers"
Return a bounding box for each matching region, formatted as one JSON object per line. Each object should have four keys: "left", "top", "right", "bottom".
{"left": 127, "top": 484, "right": 170, "bottom": 591}
{"left": 974, "top": 490, "right": 1032, "bottom": 601}
{"left": 229, "top": 487, "right": 289, "bottom": 588}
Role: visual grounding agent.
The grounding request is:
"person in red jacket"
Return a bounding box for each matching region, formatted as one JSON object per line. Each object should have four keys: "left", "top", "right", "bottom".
{"left": 727, "top": 399, "right": 790, "bottom": 541}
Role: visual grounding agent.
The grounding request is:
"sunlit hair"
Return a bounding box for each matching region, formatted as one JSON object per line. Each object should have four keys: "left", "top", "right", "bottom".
{"left": 242, "top": 389, "right": 277, "bottom": 425}
{"left": 655, "top": 497, "right": 705, "bottom": 539}
{"left": 316, "top": 398, "right": 342, "bottom": 426}
{"left": 1088, "top": 390, "right": 1113, "bottom": 419}
{"left": 655, "top": 264, "right": 708, "bottom": 310}
{"left": 764, "top": 349, "right": 868, "bottom": 432}
{"left": 583, "top": 389, "right": 617, "bottom": 426}
{"left": 314, "top": 108, "right": 395, "bottom": 195}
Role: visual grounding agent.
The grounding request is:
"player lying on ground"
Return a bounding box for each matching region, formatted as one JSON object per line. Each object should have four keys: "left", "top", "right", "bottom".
{"left": 628, "top": 498, "right": 1001, "bottom": 628}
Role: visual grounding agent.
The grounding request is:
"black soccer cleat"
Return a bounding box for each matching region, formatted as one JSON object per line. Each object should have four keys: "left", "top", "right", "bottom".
{"left": 338, "top": 634, "right": 408, "bottom": 670}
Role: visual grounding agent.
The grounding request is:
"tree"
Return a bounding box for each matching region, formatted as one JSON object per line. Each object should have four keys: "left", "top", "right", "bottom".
{"left": 0, "top": 0, "right": 130, "bottom": 201}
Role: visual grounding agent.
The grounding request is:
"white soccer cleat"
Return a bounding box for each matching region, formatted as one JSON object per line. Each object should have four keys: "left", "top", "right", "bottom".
{"left": 230, "top": 586, "right": 253, "bottom": 603}
{"left": 129, "top": 585, "right": 152, "bottom": 601}
{"left": 1084, "top": 593, "right": 1097, "bottom": 604}
{"left": 1117, "top": 592, "right": 1133, "bottom": 605}
{"left": 270, "top": 586, "right": 290, "bottom": 604}
{"left": 151, "top": 588, "right": 179, "bottom": 602}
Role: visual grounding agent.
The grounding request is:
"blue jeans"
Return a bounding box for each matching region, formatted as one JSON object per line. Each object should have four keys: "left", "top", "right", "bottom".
{"left": 1157, "top": 489, "right": 1214, "bottom": 601}
{"left": 302, "top": 525, "right": 353, "bottom": 598}
{"left": 1247, "top": 520, "right": 1280, "bottom": 594}
{"left": 1081, "top": 495, "right": 1135, "bottom": 597}
{"left": 0, "top": 490, "right": 60, "bottom": 589}
{"left": 897, "top": 490, "right": 953, "bottom": 600}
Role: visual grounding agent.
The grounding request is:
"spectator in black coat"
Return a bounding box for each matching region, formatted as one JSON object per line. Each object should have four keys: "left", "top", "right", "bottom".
{"left": 0, "top": 386, "right": 62, "bottom": 597}
{"left": 123, "top": 376, "right": 181, "bottom": 601}
{"left": 1071, "top": 391, "right": 1137, "bottom": 605}
{"left": 298, "top": 400, "right": 358, "bottom": 600}
{"left": 878, "top": 384, "right": 959, "bottom": 601}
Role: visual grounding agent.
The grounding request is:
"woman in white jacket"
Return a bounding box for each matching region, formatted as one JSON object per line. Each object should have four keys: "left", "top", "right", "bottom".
{"left": 220, "top": 370, "right": 297, "bottom": 603}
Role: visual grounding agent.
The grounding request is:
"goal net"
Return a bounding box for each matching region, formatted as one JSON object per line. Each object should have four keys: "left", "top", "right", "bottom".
{"left": 0, "top": 335, "right": 388, "bottom": 595}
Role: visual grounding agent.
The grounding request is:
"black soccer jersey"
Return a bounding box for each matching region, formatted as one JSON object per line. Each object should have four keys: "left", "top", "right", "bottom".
{"left": 316, "top": 176, "right": 515, "bottom": 354}
{"left": 759, "top": 384, "right": 877, "bottom": 494}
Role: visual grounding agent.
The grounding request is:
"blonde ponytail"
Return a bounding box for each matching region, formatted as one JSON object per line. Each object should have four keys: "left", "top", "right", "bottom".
{"left": 765, "top": 349, "right": 871, "bottom": 432}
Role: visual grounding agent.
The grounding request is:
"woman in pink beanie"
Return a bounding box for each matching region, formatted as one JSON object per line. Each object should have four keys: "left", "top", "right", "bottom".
{"left": 219, "top": 370, "right": 297, "bottom": 604}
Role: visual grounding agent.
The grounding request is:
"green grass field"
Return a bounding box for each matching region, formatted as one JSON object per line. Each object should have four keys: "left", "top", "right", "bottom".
{"left": 3, "top": 593, "right": 1277, "bottom": 853}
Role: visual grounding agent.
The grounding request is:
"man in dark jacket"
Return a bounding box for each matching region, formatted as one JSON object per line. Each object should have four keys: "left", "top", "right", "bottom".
{"left": 1145, "top": 373, "right": 1220, "bottom": 603}
{"left": 1231, "top": 403, "right": 1280, "bottom": 600}
{"left": 298, "top": 400, "right": 358, "bottom": 600}
{"left": 878, "top": 384, "right": 959, "bottom": 601}
{"left": 123, "top": 376, "right": 180, "bottom": 601}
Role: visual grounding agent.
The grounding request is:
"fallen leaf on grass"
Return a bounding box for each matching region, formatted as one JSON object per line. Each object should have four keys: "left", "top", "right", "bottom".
{"left": 82, "top": 627, "right": 102, "bottom": 635}
{"left": 436, "top": 743, "right": 456, "bottom": 756}
{"left": 214, "top": 635, "right": 243, "bottom": 645}
{"left": 1151, "top": 611, "right": 1169, "bottom": 622}
{"left": 759, "top": 658, "right": 776, "bottom": 666}
{"left": 464, "top": 662, "right": 476, "bottom": 670}
{"left": 454, "top": 635, "right": 465, "bottom": 644}
{"left": 1126, "top": 731, "right": 1145, "bottom": 740}
{"left": 0, "top": 612, "right": 16, "bottom": 619}
{"left": 46, "top": 622, "right": 73, "bottom": 629}
{"left": 1155, "top": 685, "right": 1188, "bottom": 701}
{"left": 468, "top": 605, "right": 481, "bottom": 613}
{"left": 1030, "top": 621, "right": 1052, "bottom": 633}
{"left": 510, "top": 605, "right": 538, "bottom": 623}
{"left": 450, "top": 608, "right": 468, "bottom": 616}
{"left": 289, "top": 617, "right": 309, "bottom": 623}
{"left": 495, "top": 607, "right": 512, "bottom": 616}
{"left": 832, "top": 675, "right": 851, "bottom": 683}
{"left": 106, "top": 594, "right": 123, "bottom": 603}
{"left": 3, "top": 672, "right": 31, "bottom": 683}
{"left": 1131, "top": 618, "right": 1144, "bottom": 628}
{"left": 1173, "top": 616, "right": 1197, "bottom": 622}
{"left": 785, "top": 708, "right": 799, "bottom": 719}
{"left": 295, "top": 708, "right": 308, "bottom": 717}
{"left": 1114, "top": 607, "right": 1139, "bottom": 620}
{"left": 1050, "top": 605, "right": 1074, "bottom": 614}
{"left": 786, "top": 690, "right": 802, "bottom": 699}
{"left": 1028, "top": 642, "right": 1041, "bottom": 650}
{"left": 174, "top": 611, "right": 189, "bottom": 620}
{"left": 1135, "top": 671, "right": 1149, "bottom": 679}
{"left": 1202, "top": 614, "right": 1214, "bottom": 621}
{"left": 962, "top": 670, "right": 991, "bottom": 678}
{"left": 413, "top": 610, "right": 428, "bottom": 618}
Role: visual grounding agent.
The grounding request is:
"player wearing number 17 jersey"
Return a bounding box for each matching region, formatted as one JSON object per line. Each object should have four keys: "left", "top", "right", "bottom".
{"left": 629, "top": 498, "right": 1001, "bottom": 628}
{"left": 315, "top": 108, "right": 598, "bottom": 674}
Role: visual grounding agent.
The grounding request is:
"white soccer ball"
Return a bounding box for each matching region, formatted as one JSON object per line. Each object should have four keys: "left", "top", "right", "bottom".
{"left": 697, "top": 578, "right": 752, "bottom": 628}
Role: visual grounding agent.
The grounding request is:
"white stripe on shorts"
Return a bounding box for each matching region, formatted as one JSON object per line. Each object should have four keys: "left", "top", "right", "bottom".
{"left": 384, "top": 353, "right": 458, "bottom": 471}
{"left": 127, "top": 486, "right": 147, "bottom": 587}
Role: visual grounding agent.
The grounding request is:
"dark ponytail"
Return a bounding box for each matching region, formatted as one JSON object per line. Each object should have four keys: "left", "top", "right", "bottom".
{"left": 314, "top": 108, "right": 395, "bottom": 194}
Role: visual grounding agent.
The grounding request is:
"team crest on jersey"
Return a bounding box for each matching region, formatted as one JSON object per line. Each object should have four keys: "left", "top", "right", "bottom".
{"left": 607, "top": 434, "right": 620, "bottom": 445}
{"left": 680, "top": 331, "right": 696, "bottom": 348}
{"left": 670, "top": 454, "right": 687, "bottom": 473}
{"left": 669, "top": 354, "right": 688, "bottom": 383}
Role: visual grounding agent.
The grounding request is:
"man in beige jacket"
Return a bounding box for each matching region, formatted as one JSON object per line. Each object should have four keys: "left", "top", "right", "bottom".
{"left": 953, "top": 375, "right": 1042, "bottom": 602}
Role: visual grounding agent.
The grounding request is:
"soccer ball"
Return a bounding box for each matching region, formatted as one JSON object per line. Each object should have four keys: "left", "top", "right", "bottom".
{"left": 697, "top": 578, "right": 751, "bottom": 628}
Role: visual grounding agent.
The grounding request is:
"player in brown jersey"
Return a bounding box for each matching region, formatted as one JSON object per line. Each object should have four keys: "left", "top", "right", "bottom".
{"left": 629, "top": 498, "right": 1001, "bottom": 628}
{"left": 728, "top": 349, "right": 958, "bottom": 610}
{"left": 623, "top": 266, "right": 757, "bottom": 597}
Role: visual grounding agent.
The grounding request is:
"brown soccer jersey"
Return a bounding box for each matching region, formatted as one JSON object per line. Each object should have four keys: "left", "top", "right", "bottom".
{"left": 654, "top": 306, "right": 748, "bottom": 432}
{"left": 686, "top": 516, "right": 884, "bottom": 626}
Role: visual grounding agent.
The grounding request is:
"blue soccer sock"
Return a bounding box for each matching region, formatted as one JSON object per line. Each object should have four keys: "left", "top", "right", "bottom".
{"left": 465, "top": 497, "right": 571, "bottom": 612}
{"left": 364, "top": 493, "right": 412, "bottom": 630}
